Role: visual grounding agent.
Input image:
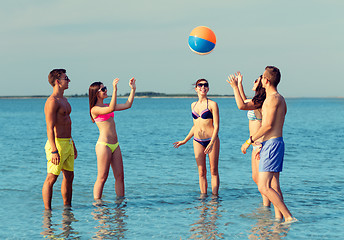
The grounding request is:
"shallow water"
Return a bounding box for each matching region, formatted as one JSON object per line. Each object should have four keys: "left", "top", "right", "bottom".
{"left": 0, "top": 97, "right": 343, "bottom": 239}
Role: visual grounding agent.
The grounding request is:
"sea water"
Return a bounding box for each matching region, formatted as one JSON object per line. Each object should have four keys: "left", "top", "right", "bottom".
{"left": 0, "top": 97, "right": 343, "bottom": 239}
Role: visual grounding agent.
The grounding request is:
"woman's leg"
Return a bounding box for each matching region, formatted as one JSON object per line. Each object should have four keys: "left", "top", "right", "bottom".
{"left": 208, "top": 138, "right": 220, "bottom": 195}
{"left": 252, "top": 149, "right": 270, "bottom": 207}
{"left": 110, "top": 146, "right": 125, "bottom": 197}
{"left": 94, "top": 144, "right": 112, "bottom": 200}
{"left": 193, "top": 140, "right": 207, "bottom": 194}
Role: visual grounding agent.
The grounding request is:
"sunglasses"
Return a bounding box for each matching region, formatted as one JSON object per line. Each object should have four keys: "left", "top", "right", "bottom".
{"left": 60, "top": 76, "right": 70, "bottom": 81}
{"left": 98, "top": 86, "right": 107, "bottom": 92}
{"left": 197, "top": 83, "right": 209, "bottom": 88}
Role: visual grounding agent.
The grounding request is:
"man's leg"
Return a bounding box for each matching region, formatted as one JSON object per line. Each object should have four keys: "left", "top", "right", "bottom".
{"left": 258, "top": 171, "right": 293, "bottom": 221}
{"left": 271, "top": 173, "right": 283, "bottom": 219}
{"left": 61, "top": 170, "right": 74, "bottom": 207}
{"left": 42, "top": 173, "right": 59, "bottom": 210}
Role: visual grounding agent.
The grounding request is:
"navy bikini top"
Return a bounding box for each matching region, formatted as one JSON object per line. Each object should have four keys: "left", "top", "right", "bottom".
{"left": 192, "top": 99, "right": 213, "bottom": 119}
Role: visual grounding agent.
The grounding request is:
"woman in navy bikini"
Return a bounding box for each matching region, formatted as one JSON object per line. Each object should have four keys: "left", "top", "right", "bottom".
{"left": 89, "top": 77, "right": 136, "bottom": 201}
{"left": 174, "top": 79, "right": 220, "bottom": 195}
{"left": 227, "top": 72, "right": 271, "bottom": 207}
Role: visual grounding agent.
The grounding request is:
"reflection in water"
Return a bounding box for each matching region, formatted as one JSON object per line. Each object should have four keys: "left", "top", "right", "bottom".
{"left": 189, "top": 194, "right": 224, "bottom": 239}
{"left": 92, "top": 198, "right": 128, "bottom": 239}
{"left": 245, "top": 206, "right": 290, "bottom": 240}
{"left": 41, "top": 208, "right": 79, "bottom": 239}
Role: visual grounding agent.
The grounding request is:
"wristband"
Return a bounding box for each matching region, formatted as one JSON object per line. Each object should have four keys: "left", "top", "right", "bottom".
{"left": 250, "top": 136, "right": 254, "bottom": 144}
{"left": 245, "top": 140, "right": 251, "bottom": 145}
{"left": 51, "top": 150, "right": 59, "bottom": 154}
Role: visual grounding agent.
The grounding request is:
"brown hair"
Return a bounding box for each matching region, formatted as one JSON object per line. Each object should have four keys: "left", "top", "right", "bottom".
{"left": 48, "top": 69, "right": 66, "bottom": 87}
{"left": 89, "top": 82, "right": 102, "bottom": 123}
{"left": 265, "top": 66, "right": 281, "bottom": 87}
{"left": 252, "top": 75, "right": 266, "bottom": 108}
{"left": 193, "top": 79, "right": 209, "bottom": 87}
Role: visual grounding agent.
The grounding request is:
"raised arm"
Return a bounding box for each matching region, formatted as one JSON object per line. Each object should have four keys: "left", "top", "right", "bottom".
{"left": 236, "top": 72, "right": 247, "bottom": 101}
{"left": 91, "top": 78, "right": 119, "bottom": 116}
{"left": 227, "top": 74, "right": 257, "bottom": 110}
{"left": 115, "top": 78, "right": 136, "bottom": 111}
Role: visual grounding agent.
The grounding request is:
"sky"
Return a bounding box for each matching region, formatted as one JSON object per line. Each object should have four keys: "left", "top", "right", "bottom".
{"left": 1, "top": 0, "right": 343, "bottom": 97}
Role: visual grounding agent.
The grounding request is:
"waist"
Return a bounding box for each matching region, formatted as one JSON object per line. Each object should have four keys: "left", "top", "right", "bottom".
{"left": 262, "top": 137, "right": 283, "bottom": 144}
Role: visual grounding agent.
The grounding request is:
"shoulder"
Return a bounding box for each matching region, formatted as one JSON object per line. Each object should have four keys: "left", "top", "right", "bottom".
{"left": 208, "top": 99, "right": 219, "bottom": 109}
{"left": 45, "top": 96, "right": 59, "bottom": 109}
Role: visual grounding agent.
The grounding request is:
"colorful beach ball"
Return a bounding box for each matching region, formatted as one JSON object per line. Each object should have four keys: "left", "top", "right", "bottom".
{"left": 188, "top": 26, "right": 216, "bottom": 55}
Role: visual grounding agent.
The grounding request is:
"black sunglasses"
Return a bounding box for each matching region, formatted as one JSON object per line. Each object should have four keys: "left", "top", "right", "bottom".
{"left": 197, "top": 83, "right": 209, "bottom": 88}
{"left": 60, "top": 76, "right": 70, "bottom": 81}
{"left": 98, "top": 86, "right": 107, "bottom": 92}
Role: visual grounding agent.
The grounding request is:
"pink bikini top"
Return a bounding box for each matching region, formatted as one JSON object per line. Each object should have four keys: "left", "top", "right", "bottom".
{"left": 94, "top": 104, "right": 114, "bottom": 122}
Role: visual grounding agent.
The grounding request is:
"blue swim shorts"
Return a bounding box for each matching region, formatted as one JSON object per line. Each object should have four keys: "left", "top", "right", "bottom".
{"left": 259, "top": 137, "right": 284, "bottom": 172}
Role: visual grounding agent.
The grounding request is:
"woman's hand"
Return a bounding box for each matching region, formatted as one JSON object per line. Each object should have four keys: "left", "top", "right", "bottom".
{"left": 241, "top": 140, "right": 250, "bottom": 154}
{"left": 236, "top": 71, "right": 243, "bottom": 84}
{"left": 204, "top": 143, "right": 213, "bottom": 154}
{"left": 129, "top": 77, "right": 136, "bottom": 90}
{"left": 173, "top": 140, "right": 186, "bottom": 148}
{"left": 113, "top": 78, "right": 119, "bottom": 90}
{"left": 227, "top": 74, "right": 238, "bottom": 89}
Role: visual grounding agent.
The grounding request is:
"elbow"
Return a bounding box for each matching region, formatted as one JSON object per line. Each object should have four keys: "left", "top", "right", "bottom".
{"left": 238, "top": 104, "right": 247, "bottom": 110}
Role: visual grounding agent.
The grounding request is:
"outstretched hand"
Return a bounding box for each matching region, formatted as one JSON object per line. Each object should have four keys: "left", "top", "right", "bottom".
{"left": 236, "top": 71, "right": 243, "bottom": 83}
{"left": 129, "top": 77, "right": 136, "bottom": 90}
{"left": 173, "top": 141, "right": 185, "bottom": 148}
{"left": 227, "top": 74, "right": 238, "bottom": 89}
{"left": 113, "top": 78, "right": 119, "bottom": 90}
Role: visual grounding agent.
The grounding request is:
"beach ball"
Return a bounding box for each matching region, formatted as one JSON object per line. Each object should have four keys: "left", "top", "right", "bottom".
{"left": 188, "top": 26, "right": 216, "bottom": 55}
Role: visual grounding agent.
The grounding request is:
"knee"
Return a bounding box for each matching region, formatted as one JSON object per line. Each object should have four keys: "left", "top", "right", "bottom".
{"left": 114, "top": 172, "right": 124, "bottom": 182}
{"left": 45, "top": 174, "right": 58, "bottom": 186}
{"left": 258, "top": 184, "right": 268, "bottom": 195}
{"left": 210, "top": 167, "right": 219, "bottom": 177}
{"left": 97, "top": 173, "right": 109, "bottom": 184}
{"left": 198, "top": 167, "right": 207, "bottom": 178}
{"left": 64, "top": 173, "right": 74, "bottom": 183}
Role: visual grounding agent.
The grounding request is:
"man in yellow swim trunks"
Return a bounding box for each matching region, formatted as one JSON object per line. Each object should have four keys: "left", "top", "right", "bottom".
{"left": 42, "top": 69, "right": 77, "bottom": 210}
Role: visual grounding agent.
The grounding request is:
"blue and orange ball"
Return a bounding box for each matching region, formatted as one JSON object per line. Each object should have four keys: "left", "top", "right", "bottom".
{"left": 188, "top": 26, "right": 216, "bottom": 55}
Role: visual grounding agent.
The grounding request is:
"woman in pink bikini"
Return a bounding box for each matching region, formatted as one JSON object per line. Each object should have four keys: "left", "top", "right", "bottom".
{"left": 173, "top": 79, "right": 220, "bottom": 195}
{"left": 89, "top": 77, "right": 136, "bottom": 201}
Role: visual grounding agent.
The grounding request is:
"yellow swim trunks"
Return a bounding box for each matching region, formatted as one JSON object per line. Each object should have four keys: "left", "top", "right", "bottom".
{"left": 45, "top": 138, "right": 75, "bottom": 175}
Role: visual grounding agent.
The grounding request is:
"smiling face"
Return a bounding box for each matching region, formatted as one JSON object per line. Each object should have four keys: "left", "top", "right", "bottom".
{"left": 195, "top": 79, "right": 209, "bottom": 96}
{"left": 97, "top": 84, "right": 108, "bottom": 99}
{"left": 252, "top": 76, "right": 262, "bottom": 92}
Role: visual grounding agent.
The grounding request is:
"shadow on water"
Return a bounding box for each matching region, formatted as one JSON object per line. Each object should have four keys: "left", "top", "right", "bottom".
{"left": 241, "top": 205, "right": 291, "bottom": 240}
{"left": 91, "top": 198, "right": 128, "bottom": 239}
{"left": 41, "top": 207, "right": 79, "bottom": 239}
{"left": 188, "top": 194, "right": 224, "bottom": 239}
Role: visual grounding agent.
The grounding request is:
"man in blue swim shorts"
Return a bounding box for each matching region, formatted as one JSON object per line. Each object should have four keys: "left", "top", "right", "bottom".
{"left": 240, "top": 66, "right": 296, "bottom": 223}
{"left": 42, "top": 69, "right": 77, "bottom": 210}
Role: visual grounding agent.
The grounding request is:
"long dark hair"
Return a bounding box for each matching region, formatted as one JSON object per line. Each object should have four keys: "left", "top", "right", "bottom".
{"left": 89, "top": 82, "right": 102, "bottom": 123}
{"left": 252, "top": 75, "right": 266, "bottom": 108}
